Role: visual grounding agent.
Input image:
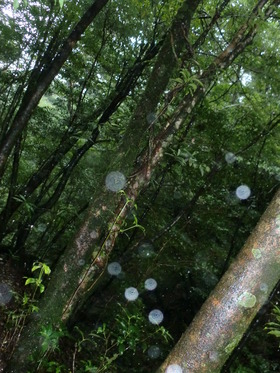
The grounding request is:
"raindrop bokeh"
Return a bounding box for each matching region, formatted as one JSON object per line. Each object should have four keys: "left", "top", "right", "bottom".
{"left": 146, "top": 112, "right": 157, "bottom": 125}
{"left": 125, "top": 287, "right": 139, "bottom": 301}
{"left": 138, "top": 242, "right": 155, "bottom": 258}
{"left": 235, "top": 185, "right": 251, "bottom": 200}
{"left": 0, "top": 283, "right": 13, "bottom": 305}
{"left": 147, "top": 345, "right": 161, "bottom": 359}
{"left": 107, "top": 262, "right": 122, "bottom": 276}
{"left": 225, "top": 152, "right": 236, "bottom": 164}
{"left": 105, "top": 171, "right": 126, "bottom": 192}
{"left": 260, "top": 283, "right": 268, "bottom": 293}
{"left": 145, "top": 278, "right": 157, "bottom": 291}
{"left": 165, "top": 364, "right": 183, "bottom": 373}
{"left": 148, "top": 309, "right": 164, "bottom": 325}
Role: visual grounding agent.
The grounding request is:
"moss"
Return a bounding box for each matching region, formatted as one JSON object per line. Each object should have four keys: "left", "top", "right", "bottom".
{"left": 252, "top": 248, "right": 262, "bottom": 259}
{"left": 238, "top": 292, "right": 257, "bottom": 309}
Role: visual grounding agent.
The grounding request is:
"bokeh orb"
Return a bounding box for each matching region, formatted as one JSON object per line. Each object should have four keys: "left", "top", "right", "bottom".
{"left": 78, "top": 259, "right": 85, "bottom": 266}
{"left": 105, "top": 171, "right": 126, "bottom": 192}
{"left": 225, "top": 152, "right": 236, "bottom": 164}
{"left": 125, "top": 287, "right": 139, "bottom": 301}
{"left": 235, "top": 185, "right": 251, "bottom": 200}
{"left": 146, "top": 112, "right": 157, "bottom": 125}
{"left": 148, "top": 309, "right": 164, "bottom": 325}
{"left": 0, "top": 283, "right": 13, "bottom": 305}
{"left": 107, "top": 262, "right": 122, "bottom": 276}
{"left": 147, "top": 345, "right": 161, "bottom": 359}
{"left": 138, "top": 242, "right": 155, "bottom": 258}
{"left": 165, "top": 364, "right": 183, "bottom": 373}
{"left": 260, "top": 283, "right": 268, "bottom": 293}
{"left": 145, "top": 278, "right": 157, "bottom": 291}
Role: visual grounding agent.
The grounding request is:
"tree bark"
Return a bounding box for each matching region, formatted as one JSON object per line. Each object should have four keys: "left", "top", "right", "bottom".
{"left": 6, "top": 0, "right": 279, "bottom": 371}
{"left": 6, "top": 1, "right": 201, "bottom": 370}
{"left": 157, "top": 188, "right": 280, "bottom": 373}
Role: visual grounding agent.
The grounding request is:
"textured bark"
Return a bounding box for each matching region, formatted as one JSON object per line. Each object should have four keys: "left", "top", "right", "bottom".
{"left": 7, "top": 1, "right": 279, "bottom": 370}
{"left": 0, "top": 0, "right": 109, "bottom": 177}
{"left": 6, "top": 1, "right": 201, "bottom": 371}
{"left": 157, "top": 188, "right": 280, "bottom": 373}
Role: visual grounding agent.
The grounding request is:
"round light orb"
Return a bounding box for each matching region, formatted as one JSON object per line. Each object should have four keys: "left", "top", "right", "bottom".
{"left": 105, "top": 171, "right": 126, "bottom": 192}
{"left": 165, "top": 364, "right": 183, "bottom": 373}
{"left": 148, "top": 309, "right": 164, "bottom": 325}
{"left": 235, "top": 185, "right": 251, "bottom": 200}
{"left": 138, "top": 242, "right": 155, "bottom": 258}
{"left": 37, "top": 223, "right": 47, "bottom": 232}
{"left": 145, "top": 278, "right": 157, "bottom": 291}
{"left": 147, "top": 345, "right": 161, "bottom": 359}
{"left": 225, "top": 152, "right": 236, "bottom": 164}
{"left": 125, "top": 287, "right": 139, "bottom": 301}
{"left": 107, "top": 262, "right": 122, "bottom": 276}
{"left": 260, "top": 283, "right": 268, "bottom": 293}
{"left": 78, "top": 259, "right": 85, "bottom": 266}
{"left": 146, "top": 112, "right": 157, "bottom": 124}
{"left": 0, "top": 283, "right": 13, "bottom": 305}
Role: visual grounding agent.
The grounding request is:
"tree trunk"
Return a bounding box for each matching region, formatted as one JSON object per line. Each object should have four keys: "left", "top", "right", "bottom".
{"left": 157, "top": 188, "right": 280, "bottom": 373}
{"left": 6, "top": 0, "right": 279, "bottom": 371}
{"left": 5, "top": 1, "right": 201, "bottom": 371}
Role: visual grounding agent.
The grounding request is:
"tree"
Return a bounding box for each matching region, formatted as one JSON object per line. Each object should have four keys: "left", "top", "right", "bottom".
{"left": 1, "top": 0, "right": 280, "bottom": 371}
{"left": 157, "top": 187, "right": 280, "bottom": 372}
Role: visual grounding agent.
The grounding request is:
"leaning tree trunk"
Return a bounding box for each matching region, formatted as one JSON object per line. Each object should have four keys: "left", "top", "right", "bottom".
{"left": 157, "top": 188, "right": 280, "bottom": 373}
{"left": 6, "top": 0, "right": 279, "bottom": 371}
{"left": 6, "top": 1, "right": 201, "bottom": 371}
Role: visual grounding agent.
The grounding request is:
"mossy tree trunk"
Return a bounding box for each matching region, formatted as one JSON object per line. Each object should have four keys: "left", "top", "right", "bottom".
{"left": 6, "top": 1, "right": 201, "bottom": 371}
{"left": 157, "top": 188, "right": 280, "bottom": 373}
{"left": 6, "top": 0, "right": 279, "bottom": 371}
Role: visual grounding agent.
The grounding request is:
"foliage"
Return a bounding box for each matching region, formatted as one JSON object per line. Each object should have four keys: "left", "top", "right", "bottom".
{"left": 34, "top": 302, "right": 172, "bottom": 372}
{"left": 265, "top": 304, "right": 280, "bottom": 341}
{"left": 1, "top": 0, "right": 280, "bottom": 371}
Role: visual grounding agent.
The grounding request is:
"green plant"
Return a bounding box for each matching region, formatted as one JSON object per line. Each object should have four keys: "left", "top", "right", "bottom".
{"left": 1, "top": 261, "right": 52, "bottom": 361}
{"left": 81, "top": 360, "right": 98, "bottom": 372}
{"left": 265, "top": 304, "right": 280, "bottom": 341}
{"left": 36, "top": 324, "right": 69, "bottom": 372}
{"left": 171, "top": 67, "right": 203, "bottom": 96}
{"left": 70, "top": 303, "right": 172, "bottom": 373}
{"left": 24, "top": 261, "right": 51, "bottom": 295}
{"left": 40, "top": 325, "right": 66, "bottom": 355}
{"left": 13, "top": 194, "right": 36, "bottom": 218}
{"left": 117, "top": 190, "right": 145, "bottom": 234}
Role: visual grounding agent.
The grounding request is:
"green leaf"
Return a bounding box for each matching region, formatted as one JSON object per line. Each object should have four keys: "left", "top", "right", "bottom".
{"left": 268, "top": 330, "right": 280, "bottom": 338}
{"left": 30, "top": 304, "right": 39, "bottom": 313}
{"left": 31, "top": 264, "right": 41, "bottom": 272}
{"left": 25, "top": 278, "right": 36, "bottom": 285}
{"left": 42, "top": 263, "right": 51, "bottom": 275}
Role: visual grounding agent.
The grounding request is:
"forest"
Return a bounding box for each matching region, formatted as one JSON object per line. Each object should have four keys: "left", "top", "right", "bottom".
{"left": 0, "top": 0, "right": 280, "bottom": 372}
